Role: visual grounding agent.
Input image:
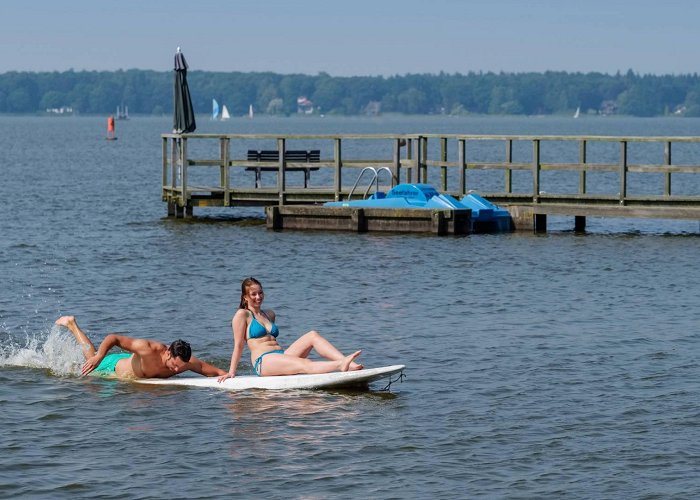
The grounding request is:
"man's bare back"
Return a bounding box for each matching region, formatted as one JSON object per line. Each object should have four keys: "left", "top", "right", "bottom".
{"left": 55, "top": 315, "right": 226, "bottom": 379}
{"left": 105, "top": 345, "right": 181, "bottom": 378}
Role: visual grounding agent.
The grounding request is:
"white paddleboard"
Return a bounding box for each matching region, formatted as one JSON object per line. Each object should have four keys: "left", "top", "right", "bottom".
{"left": 134, "top": 364, "right": 405, "bottom": 391}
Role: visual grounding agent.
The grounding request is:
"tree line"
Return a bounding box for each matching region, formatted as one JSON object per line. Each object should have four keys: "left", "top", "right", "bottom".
{"left": 2, "top": 69, "right": 700, "bottom": 117}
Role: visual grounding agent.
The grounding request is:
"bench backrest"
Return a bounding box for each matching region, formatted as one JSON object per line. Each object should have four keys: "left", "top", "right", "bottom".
{"left": 247, "top": 150, "right": 320, "bottom": 162}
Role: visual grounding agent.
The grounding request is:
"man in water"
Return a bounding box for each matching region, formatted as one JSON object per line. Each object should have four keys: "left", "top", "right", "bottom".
{"left": 55, "top": 315, "right": 226, "bottom": 379}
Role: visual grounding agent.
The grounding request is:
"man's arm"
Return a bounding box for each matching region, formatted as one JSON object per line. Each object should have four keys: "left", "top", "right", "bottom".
{"left": 186, "top": 356, "right": 227, "bottom": 377}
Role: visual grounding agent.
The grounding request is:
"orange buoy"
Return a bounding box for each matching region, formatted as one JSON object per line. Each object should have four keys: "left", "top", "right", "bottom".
{"left": 106, "top": 115, "right": 117, "bottom": 140}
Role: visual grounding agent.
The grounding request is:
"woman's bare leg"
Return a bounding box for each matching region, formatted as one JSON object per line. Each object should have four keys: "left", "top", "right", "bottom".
{"left": 285, "top": 331, "right": 363, "bottom": 369}
{"left": 55, "top": 316, "right": 96, "bottom": 359}
{"left": 261, "top": 350, "right": 362, "bottom": 376}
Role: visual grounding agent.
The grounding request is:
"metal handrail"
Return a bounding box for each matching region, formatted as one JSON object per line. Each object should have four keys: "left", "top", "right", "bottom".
{"left": 347, "top": 167, "right": 378, "bottom": 201}
{"left": 362, "top": 167, "right": 393, "bottom": 199}
{"left": 347, "top": 166, "right": 394, "bottom": 201}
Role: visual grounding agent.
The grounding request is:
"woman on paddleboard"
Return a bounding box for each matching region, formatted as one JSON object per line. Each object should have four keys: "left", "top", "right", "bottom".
{"left": 218, "top": 277, "right": 362, "bottom": 382}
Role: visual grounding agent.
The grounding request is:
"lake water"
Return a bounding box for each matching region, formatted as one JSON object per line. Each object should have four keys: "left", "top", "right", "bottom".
{"left": 1, "top": 114, "right": 699, "bottom": 499}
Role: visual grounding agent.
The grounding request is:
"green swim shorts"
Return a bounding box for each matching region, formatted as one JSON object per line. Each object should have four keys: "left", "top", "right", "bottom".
{"left": 92, "top": 352, "right": 132, "bottom": 375}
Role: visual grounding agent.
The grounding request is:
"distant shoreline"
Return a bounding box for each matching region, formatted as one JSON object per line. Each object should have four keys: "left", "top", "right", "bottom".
{"left": 0, "top": 112, "right": 697, "bottom": 120}
{"left": 1, "top": 69, "right": 699, "bottom": 118}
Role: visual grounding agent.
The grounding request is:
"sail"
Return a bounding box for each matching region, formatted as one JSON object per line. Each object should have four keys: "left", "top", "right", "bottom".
{"left": 573, "top": 106, "right": 580, "bottom": 119}
{"left": 221, "top": 105, "right": 230, "bottom": 120}
{"left": 212, "top": 99, "right": 220, "bottom": 120}
{"left": 249, "top": 104, "right": 254, "bottom": 119}
{"left": 116, "top": 104, "right": 129, "bottom": 120}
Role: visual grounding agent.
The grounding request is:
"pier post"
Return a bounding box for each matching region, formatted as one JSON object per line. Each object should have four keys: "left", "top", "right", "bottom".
{"left": 413, "top": 137, "right": 422, "bottom": 184}
{"left": 268, "top": 206, "right": 282, "bottom": 229}
{"left": 431, "top": 210, "right": 446, "bottom": 235}
{"left": 351, "top": 208, "right": 367, "bottom": 232}
{"left": 221, "top": 137, "right": 230, "bottom": 206}
{"left": 162, "top": 137, "right": 168, "bottom": 194}
{"left": 334, "top": 138, "right": 342, "bottom": 201}
{"left": 532, "top": 139, "right": 541, "bottom": 203}
{"left": 458, "top": 139, "right": 466, "bottom": 195}
{"left": 180, "top": 138, "right": 190, "bottom": 217}
{"left": 664, "top": 141, "right": 672, "bottom": 196}
{"left": 405, "top": 138, "right": 413, "bottom": 183}
{"left": 170, "top": 138, "right": 177, "bottom": 194}
{"left": 392, "top": 138, "right": 402, "bottom": 187}
{"left": 420, "top": 136, "right": 428, "bottom": 183}
{"left": 534, "top": 214, "right": 547, "bottom": 233}
{"left": 440, "top": 137, "right": 448, "bottom": 191}
{"left": 505, "top": 139, "right": 513, "bottom": 193}
{"left": 619, "top": 140, "right": 628, "bottom": 205}
{"left": 278, "top": 138, "right": 286, "bottom": 206}
{"left": 579, "top": 140, "right": 587, "bottom": 194}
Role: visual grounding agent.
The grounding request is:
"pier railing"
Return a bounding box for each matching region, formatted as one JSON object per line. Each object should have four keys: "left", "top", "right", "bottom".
{"left": 162, "top": 133, "right": 700, "bottom": 223}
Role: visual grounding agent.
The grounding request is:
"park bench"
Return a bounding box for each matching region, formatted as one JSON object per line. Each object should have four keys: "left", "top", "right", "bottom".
{"left": 246, "top": 149, "right": 320, "bottom": 188}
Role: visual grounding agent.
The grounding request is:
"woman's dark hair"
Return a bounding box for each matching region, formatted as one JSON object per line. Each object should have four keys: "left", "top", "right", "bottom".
{"left": 240, "top": 277, "right": 262, "bottom": 310}
{"left": 168, "top": 339, "right": 192, "bottom": 362}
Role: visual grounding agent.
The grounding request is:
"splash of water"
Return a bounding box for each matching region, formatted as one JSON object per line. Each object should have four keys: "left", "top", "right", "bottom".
{"left": 0, "top": 325, "right": 83, "bottom": 376}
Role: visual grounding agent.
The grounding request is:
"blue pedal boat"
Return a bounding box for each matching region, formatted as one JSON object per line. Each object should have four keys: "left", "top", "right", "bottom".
{"left": 324, "top": 183, "right": 511, "bottom": 232}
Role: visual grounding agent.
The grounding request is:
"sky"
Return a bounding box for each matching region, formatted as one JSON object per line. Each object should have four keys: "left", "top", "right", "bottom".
{"left": 1, "top": 0, "right": 699, "bottom": 76}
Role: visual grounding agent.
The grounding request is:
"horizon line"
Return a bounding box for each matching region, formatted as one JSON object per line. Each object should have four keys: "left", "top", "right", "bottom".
{"left": 2, "top": 67, "right": 699, "bottom": 78}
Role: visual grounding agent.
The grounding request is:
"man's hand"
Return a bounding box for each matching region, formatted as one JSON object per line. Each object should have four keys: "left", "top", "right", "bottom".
{"left": 81, "top": 355, "right": 101, "bottom": 376}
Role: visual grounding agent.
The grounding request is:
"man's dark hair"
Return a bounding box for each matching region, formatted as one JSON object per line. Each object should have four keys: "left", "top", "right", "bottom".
{"left": 168, "top": 339, "right": 192, "bottom": 362}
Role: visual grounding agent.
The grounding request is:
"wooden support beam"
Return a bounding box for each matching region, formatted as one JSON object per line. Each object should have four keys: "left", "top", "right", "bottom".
{"left": 334, "top": 138, "right": 342, "bottom": 200}
{"left": 619, "top": 140, "right": 628, "bottom": 205}
{"left": 277, "top": 138, "right": 286, "bottom": 206}
{"left": 532, "top": 139, "right": 541, "bottom": 203}
{"left": 351, "top": 208, "right": 367, "bottom": 232}
{"left": 440, "top": 137, "right": 448, "bottom": 191}
{"left": 505, "top": 139, "right": 513, "bottom": 194}
{"left": 534, "top": 213, "right": 547, "bottom": 233}
{"left": 458, "top": 139, "right": 466, "bottom": 196}
{"left": 664, "top": 141, "right": 672, "bottom": 196}
{"left": 579, "top": 140, "right": 587, "bottom": 194}
{"left": 431, "top": 210, "right": 446, "bottom": 235}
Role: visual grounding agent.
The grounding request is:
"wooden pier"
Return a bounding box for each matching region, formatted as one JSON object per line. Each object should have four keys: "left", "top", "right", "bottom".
{"left": 162, "top": 133, "right": 700, "bottom": 233}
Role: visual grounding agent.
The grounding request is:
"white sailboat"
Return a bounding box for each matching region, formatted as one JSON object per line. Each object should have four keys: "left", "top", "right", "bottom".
{"left": 116, "top": 104, "right": 129, "bottom": 120}
{"left": 221, "top": 105, "right": 230, "bottom": 121}
{"left": 212, "top": 99, "right": 220, "bottom": 120}
{"left": 249, "top": 104, "right": 254, "bottom": 119}
{"left": 573, "top": 106, "right": 580, "bottom": 119}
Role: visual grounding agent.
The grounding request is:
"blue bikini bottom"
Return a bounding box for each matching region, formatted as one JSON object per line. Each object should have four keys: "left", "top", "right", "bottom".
{"left": 252, "top": 349, "right": 285, "bottom": 376}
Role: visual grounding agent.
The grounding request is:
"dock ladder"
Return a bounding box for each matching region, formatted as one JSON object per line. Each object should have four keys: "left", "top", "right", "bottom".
{"left": 347, "top": 167, "right": 394, "bottom": 201}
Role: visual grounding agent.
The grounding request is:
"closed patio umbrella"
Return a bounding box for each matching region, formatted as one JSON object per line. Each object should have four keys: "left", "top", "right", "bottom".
{"left": 173, "top": 47, "right": 196, "bottom": 133}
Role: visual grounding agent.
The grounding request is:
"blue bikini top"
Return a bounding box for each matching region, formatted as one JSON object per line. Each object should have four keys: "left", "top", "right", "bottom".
{"left": 247, "top": 311, "right": 279, "bottom": 340}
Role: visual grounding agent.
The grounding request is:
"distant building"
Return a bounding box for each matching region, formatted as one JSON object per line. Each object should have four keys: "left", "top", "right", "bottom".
{"left": 46, "top": 106, "right": 73, "bottom": 115}
{"left": 297, "top": 96, "right": 314, "bottom": 114}
{"left": 364, "top": 101, "right": 382, "bottom": 116}
{"left": 600, "top": 100, "right": 617, "bottom": 116}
